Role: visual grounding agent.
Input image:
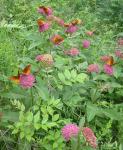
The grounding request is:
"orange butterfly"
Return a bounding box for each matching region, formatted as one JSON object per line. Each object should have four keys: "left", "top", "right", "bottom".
{"left": 22, "top": 65, "right": 31, "bottom": 75}
{"left": 37, "top": 19, "right": 45, "bottom": 26}
{"left": 71, "top": 19, "right": 81, "bottom": 25}
{"left": 10, "top": 71, "right": 20, "bottom": 84}
{"left": 64, "top": 23, "right": 71, "bottom": 27}
{"left": 51, "top": 35, "right": 64, "bottom": 45}
{"left": 39, "top": 6, "right": 50, "bottom": 15}
{"left": 10, "top": 65, "right": 31, "bottom": 83}
{"left": 106, "top": 56, "right": 116, "bottom": 66}
{"left": 54, "top": 37, "right": 64, "bottom": 44}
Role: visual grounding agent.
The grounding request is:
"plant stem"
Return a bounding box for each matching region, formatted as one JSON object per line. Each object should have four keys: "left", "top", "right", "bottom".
{"left": 30, "top": 88, "right": 34, "bottom": 108}
{"left": 85, "top": 101, "right": 87, "bottom": 126}
{"left": 46, "top": 68, "right": 52, "bottom": 98}
{"left": 76, "top": 134, "right": 80, "bottom": 150}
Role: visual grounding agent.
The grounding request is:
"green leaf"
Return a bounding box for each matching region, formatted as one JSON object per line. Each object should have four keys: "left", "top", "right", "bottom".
{"left": 58, "top": 73, "right": 66, "bottom": 83}
{"left": 34, "top": 111, "right": 40, "bottom": 123}
{"left": 28, "top": 41, "right": 41, "bottom": 50}
{"left": 93, "top": 74, "right": 110, "bottom": 81}
{"left": 87, "top": 103, "right": 98, "bottom": 122}
{"left": 52, "top": 114, "right": 59, "bottom": 122}
{"left": 119, "top": 143, "right": 123, "bottom": 150}
{"left": 20, "top": 132, "right": 25, "bottom": 139}
{"left": 26, "top": 135, "right": 31, "bottom": 142}
{"left": 35, "top": 85, "right": 49, "bottom": 100}
{"left": 110, "top": 82, "right": 122, "bottom": 88}
{"left": 79, "top": 117, "right": 85, "bottom": 127}
{"left": 12, "top": 129, "right": 19, "bottom": 134}
{"left": 41, "top": 125, "right": 48, "bottom": 131}
{"left": 64, "top": 80, "right": 72, "bottom": 86}
{"left": 47, "top": 122, "right": 58, "bottom": 128}
{"left": 76, "top": 73, "right": 88, "bottom": 83}
{"left": 42, "top": 114, "right": 48, "bottom": 124}
{"left": 27, "top": 112, "right": 33, "bottom": 122}
{"left": 34, "top": 123, "right": 41, "bottom": 130}
{"left": 53, "top": 142, "right": 58, "bottom": 149}
{"left": 81, "top": 61, "right": 88, "bottom": 69}
{"left": 64, "top": 69, "right": 71, "bottom": 79}
{"left": 47, "top": 106, "right": 54, "bottom": 116}
{"left": 71, "top": 70, "right": 77, "bottom": 79}
{"left": 103, "top": 109, "right": 123, "bottom": 120}
{"left": 21, "top": 104, "right": 25, "bottom": 111}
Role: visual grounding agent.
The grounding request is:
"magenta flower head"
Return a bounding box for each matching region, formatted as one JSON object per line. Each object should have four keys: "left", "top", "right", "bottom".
{"left": 64, "top": 48, "right": 80, "bottom": 56}
{"left": 38, "top": 6, "right": 53, "bottom": 16}
{"left": 37, "top": 19, "right": 50, "bottom": 32}
{"left": 82, "top": 40, "right": 91, "bottom": 48}
{"left": 66, "top": 25, "right": 78, "bottom": 34}
{"left": 82, "top": 127, "right": 97, "bottom": 149}
{"left": 115, "top": 50, "right": 123, "bottom": 58}
{"left": 87, "top": 64, "right": 99, "bottom": 73}
{"left": 61, "top": 124, "right": 79, "bottom": 141}
{"left": 20, "top": 74, "right": 35, "bottom": 89}
{"left": 39, "top": 22, "right": 50, "bottom": 32}
{"left": 103, "top": 64, "right": 113, "bottom": 75}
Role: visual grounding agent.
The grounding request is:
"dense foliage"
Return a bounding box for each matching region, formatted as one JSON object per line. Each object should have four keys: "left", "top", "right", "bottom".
{"left": 0, "top": 0, "right": 123, "bottom": 150}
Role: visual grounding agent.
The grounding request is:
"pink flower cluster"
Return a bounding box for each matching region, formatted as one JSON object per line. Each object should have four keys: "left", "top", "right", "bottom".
{"left": 103, "top": 64, "right": 113, "bottom": 75}
{"left": 87, "top": 64, "right": 99, "bottom": 73}
{"left": 64, "top": 48, "right": 80, "bottom": 56}
{"left": 115, "top": 50, "right": 123, "bottom": 58}
{"left": 100, "top": 55, "right": 115, "bottom": 75}
{"left": 83, "top": 40, "right": 91, "bottom": 48}
{"left": 82, "top": 127, "right": 97, "bottom": 149}
{"left": 61, "top": 124, "right": 79, "bottom": 141}
{"left": 62, "top": 124, "right": 97, "bottom": 149}
{"left": 39, "top": 22, "right": 50, "bottom": 32}
{"left": 38, "top": 6, "right": 53, "bottom": 16}
{"left": 20, "top": 74, "right": 35, "bottom": 89}
{"left": 66, "top": 25, "right": 78, "bottom": 34}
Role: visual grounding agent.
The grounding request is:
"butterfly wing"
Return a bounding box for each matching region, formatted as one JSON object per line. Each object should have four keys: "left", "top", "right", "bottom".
{"left": 106, "top": 56, "right": 114, "bottom": 66}
{"left": 64, "top": 23, "right": 71, "bottom": 27}
{"left": 43, "top": 7, "right": 49, "bottom": 14}
{"left": 54, "top": 37, "right": 64, "bottom": 44}
{"left": 37, "top": 19, "right": 44, "bottom": 26}
{"left": 71, "top": 19, "right": 81, "bottom": 25}
{"left": 10, "top": 71, "right": 20, "bottom": 84}
{"left": 40, "top": 6, "right": 50, "bottom": 15}
{"left": 23, "top": 65, "right": 31, "bottom": 75}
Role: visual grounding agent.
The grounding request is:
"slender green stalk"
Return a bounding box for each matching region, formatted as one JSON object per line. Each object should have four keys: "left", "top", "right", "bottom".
{"left": 76, "top": 134, "right": 80, "bottom": 150}
{"left": 30, "top": 88, "right": 34, "bottom": 109}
